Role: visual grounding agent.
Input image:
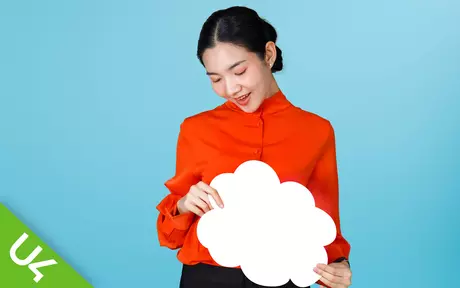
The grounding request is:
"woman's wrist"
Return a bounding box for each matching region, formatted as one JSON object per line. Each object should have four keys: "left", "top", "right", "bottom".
{"left": 176, "top": 198, "right": 186, "bottom": 215}
{"left": 333, "top": 257, "right": 350, "bottom": 268}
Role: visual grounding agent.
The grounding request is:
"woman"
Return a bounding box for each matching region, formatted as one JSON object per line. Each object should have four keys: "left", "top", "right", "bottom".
{"left": 156, "top": 6, "right": 352, "bottom": 288}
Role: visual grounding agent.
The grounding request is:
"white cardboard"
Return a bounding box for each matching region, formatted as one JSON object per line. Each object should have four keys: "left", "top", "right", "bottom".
{"left": 196, "top": 160, "right": 337, "bottom": 287}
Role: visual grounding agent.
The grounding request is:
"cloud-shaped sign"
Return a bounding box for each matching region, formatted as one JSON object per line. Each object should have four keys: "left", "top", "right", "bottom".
{"left": 196, "top": 160, "right": 337, "bottom": 287}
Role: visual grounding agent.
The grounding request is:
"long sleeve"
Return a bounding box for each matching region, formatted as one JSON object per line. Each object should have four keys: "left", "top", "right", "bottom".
{"left": 307, "top": 122, "right": 351, "bottom": 264}
{"left": 156, "top": 120, "right": 199, "bottom": 250}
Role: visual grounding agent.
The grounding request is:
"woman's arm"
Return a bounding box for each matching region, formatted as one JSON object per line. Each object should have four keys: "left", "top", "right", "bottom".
{"left": 307, "top": 121, "right": 351, "bottom": 264}
{"left": 156, "top": 120, "right": 199, "bottom": 249}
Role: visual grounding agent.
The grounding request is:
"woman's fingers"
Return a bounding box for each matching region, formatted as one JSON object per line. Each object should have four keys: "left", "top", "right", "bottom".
{"left": 316, "top": 263, "right": 347, "bottom": 277}
{"left": 318, "top": 277, "right": 346, "bottom": 288}
{"left": 186, "top": 203, "right": 204, "bottom": 217}
{"left": 314, "top": 263, "right": 351, "bottom": 287}
{"left": 191, "top": 185, "right": 213, "bottom": 209}
{"left": 318, "top": 276, "right": 334, "bottom": 288}
{"left": 315, "top": 269, "right": 340, "bottom": 287}
{"left": 183, "top": 181, "right": 225, "bottom": 217}
{"left": 197, "top": 181, "right": 224, "bottom": 208}
{"left": 191, "top": 195, "right": 211, "bottom": 213}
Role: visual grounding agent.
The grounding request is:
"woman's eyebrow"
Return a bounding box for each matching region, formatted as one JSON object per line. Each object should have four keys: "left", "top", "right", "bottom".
{"left": 206, "top": 60, "right": 246, "bottom": 75}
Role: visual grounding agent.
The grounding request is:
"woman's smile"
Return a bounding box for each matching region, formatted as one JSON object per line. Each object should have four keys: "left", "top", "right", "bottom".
{"left": 235, "top": 92, "right": 251, "bottom": 106}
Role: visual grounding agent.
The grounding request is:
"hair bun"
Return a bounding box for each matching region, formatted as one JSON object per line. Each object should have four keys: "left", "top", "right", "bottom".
{"left": 260, "top": 18, "right": 277, "bottom": 43}
{"left": 259, "top": 18, "right": 283, "bottom": 73}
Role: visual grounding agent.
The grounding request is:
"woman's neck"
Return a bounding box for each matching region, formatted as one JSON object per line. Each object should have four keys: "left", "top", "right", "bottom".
{"left": 265, "top": 78, "right": 281, "bottom": 99}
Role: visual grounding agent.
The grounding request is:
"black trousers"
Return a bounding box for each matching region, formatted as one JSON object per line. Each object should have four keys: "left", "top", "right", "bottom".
{"left": 179, "top": 263, "right": 308, "bottom": 288}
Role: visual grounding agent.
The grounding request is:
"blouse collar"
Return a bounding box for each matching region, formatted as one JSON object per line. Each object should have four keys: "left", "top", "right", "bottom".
{"left": 224, "top": 90, "right": 293, "bottom": 116}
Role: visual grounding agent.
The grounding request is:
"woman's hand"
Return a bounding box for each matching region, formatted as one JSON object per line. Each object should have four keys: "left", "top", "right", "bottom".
{"left": 177, "top": 181, "right": 224, "bottom": 216}
{"left": 314, "top": 260, "right": 352, "bottom": 287}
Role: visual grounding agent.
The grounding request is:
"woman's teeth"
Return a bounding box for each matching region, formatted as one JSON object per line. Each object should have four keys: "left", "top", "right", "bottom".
{"left": 238, "top": 93, "right": 249, "bottom": 100}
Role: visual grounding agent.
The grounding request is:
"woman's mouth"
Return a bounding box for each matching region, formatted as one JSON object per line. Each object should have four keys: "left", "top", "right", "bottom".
{"left": 235, "top": 92, "right": 251, "bottom": 106}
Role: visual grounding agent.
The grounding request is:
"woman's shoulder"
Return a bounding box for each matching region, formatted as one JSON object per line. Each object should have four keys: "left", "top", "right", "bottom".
{"left": 289, "top": 107, "right": 337, "bottom": 147}
{"left": 292, "top": 106, "right": 335, "bottom": 133}
{"left": 178, "top": 103, "right": 230, "bottom": 131}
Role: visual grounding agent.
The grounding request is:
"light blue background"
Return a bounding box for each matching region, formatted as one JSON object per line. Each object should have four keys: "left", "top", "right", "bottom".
{"left": 1, "top": 0, "right": 459, "bottom": 287}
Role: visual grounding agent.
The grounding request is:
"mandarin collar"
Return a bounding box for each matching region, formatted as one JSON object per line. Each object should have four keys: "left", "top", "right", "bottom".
{"left": 224, "top": 90, "right": 293, "bottom": 116}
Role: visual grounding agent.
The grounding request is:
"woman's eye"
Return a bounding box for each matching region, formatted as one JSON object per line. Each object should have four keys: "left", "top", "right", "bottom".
{"left": 235, "top": 69, "right": 246, "bottom": 76}
{"left": 212, "top": 78, "right": 221, "bottom": 83}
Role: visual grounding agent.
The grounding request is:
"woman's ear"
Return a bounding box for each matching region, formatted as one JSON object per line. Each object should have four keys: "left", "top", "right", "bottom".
{"left": 264, "top": 41, "right": 277, "bottom": 68}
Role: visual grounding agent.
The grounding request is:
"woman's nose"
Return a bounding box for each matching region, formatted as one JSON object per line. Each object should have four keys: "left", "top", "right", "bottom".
{"left": 226, "top": 80, "right": 242, "bottom": 97}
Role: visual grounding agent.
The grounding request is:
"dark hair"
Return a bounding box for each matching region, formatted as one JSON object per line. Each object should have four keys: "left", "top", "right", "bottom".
{"left": 197, "top": 6, "right": 283, "bottom": 73}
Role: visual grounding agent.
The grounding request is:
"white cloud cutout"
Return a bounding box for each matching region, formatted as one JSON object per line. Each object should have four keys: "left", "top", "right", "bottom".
{"left": 196, "top": 160, "right": 337, "bottom": 287}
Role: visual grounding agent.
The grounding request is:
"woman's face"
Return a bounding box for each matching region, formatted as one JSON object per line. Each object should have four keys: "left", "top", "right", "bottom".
{"left": 202, "top": 42, "right": 276, "bottom": 113}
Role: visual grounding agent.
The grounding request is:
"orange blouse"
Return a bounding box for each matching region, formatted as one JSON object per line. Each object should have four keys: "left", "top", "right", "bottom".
{"left": 156, "top": 90, "right": 351, "bottom": 268}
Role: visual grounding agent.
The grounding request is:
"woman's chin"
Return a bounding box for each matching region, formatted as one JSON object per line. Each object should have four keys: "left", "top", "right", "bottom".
{"left": 230, "top": 95, "right": 261, "bottom": 113}
{"left": 239, "top": 102, "right": 260, "bottom": 113}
